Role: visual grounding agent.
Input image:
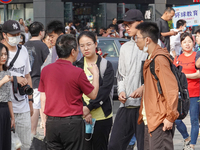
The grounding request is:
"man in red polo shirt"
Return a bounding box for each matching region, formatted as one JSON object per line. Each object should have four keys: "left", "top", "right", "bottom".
{"left": 38, "top": 34, "right": 99, "bottom": 150}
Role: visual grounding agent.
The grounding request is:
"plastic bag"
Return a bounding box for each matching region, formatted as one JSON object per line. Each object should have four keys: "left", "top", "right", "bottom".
{"left": 11, "top": 132, "right": 22, "bottom": 150}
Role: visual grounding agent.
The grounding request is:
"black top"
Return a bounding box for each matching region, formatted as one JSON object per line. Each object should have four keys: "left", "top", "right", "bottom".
{"left": 24, "top": 40, "right": 49, "bottom": 88}
{"left": 156, "top": 18, "right": 170, "bottom": 52}
{"left": 75, "top": 55, "right": 114, "bottom": 117}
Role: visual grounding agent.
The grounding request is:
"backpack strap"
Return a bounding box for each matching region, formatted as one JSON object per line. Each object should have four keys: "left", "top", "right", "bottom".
{"left": 8, "top": 44, "right": 22, "bottom": 70}
{"left": 150, "top": 54, "right": 172, "bottom": 95}
{"left": 100, "top": 58, "right": 107, "bottom": 79}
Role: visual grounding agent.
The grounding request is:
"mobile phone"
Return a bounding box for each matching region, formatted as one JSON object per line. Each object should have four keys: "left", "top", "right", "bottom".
{"left": 124, "top": 96, "right": 131, "bottom": 100}
{"left": 11, "top": 126, "right": 15, "bottom": 133}
{"left": 111, "top": 30, "right": 115, "bottom": 33}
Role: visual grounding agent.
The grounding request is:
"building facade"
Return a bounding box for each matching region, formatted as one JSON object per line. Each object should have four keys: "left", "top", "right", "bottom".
{"left": 0, "top": 0, "right": 197, "bottom": 30}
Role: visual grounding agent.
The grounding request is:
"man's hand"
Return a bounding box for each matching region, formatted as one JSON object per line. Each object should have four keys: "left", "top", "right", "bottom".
{"left": 162, "top": 118, "right": 173, "bottom": 131}
{"left": 170, "top": 30, "right": 178, "bottom": 36}
{"left": 85, "top": 113, "right": 92, "bottom": 124}
{"left": 83, "top": 106, "right": 90, "bottom": 118}
{"left": 29, "top": 101, "right": 33, "bottom": 116}
{"left": 17, "top": 76, "right": 28, "bottom": 86}
{"left": 87, "top": 64, "right": 99, "bottom": 76}
{"left": 129, "top": 85, "right": 144, "bottom": 98}
{"left": 118, "top": 91, "right": 127, "bottom": 104}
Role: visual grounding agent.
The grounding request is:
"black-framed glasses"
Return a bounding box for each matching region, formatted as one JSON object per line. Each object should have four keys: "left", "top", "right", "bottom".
{"left": 122, "top": 22, "right": 135, "bottom": 28}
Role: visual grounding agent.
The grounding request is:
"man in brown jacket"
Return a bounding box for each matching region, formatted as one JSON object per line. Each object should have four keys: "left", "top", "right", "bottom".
{"left": 135, "top": 22, "right": 179, "bottom": 150}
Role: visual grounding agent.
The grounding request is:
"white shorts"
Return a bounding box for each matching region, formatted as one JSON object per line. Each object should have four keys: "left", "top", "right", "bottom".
{"left": 33, "top": 88, "right": 41, "bottom": 109}
{"left": 14, "top": 112, "right": 31, "bottom": 148}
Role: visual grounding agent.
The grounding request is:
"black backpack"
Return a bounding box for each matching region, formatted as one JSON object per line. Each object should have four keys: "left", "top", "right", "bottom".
{"left": 150, "top": 54, "right": 190, "bottom": 120}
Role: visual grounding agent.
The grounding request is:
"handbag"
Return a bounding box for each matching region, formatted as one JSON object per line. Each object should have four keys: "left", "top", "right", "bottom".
{"left": 29, "top": 137, "right": 47, "bottom": 150}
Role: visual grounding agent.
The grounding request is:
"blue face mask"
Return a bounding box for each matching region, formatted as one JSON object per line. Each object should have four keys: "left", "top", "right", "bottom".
{"left": 85, "top": 118, "right": 96, "bottom": 141}
{"left": 182, "top": 27, "right": 186, "bottom": 32}
{"left": 97, "top": 39, "right": 99, "bottom": 43}
{"left": 124, "top": 33, "right": 129, "bottom": 37}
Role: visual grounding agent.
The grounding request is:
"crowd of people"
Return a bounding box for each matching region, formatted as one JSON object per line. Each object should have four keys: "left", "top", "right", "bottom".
{"left": 0, "top": 7, "right": 200, "bottom": 150}
{"left": 65, "top": 17, "right": 130, "bottom": 39}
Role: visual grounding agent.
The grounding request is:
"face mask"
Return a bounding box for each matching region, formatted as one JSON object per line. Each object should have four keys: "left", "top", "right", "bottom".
{"left": 85, "top": 118, "right": 96, "bottom": 141}
{"left": 7, "top": 35, "right": 21, "bottom": 46}
{"left": 97, "top": 39, "right": 99, "bottom": 44}
{"left": 124, "top": 33, "right": 129, "bottom": 37}
{"left": 182, "top": 27, "right": 186, "bottom": 32}
{"left": 143, "top": 41, "right": 148, "bottom": 53}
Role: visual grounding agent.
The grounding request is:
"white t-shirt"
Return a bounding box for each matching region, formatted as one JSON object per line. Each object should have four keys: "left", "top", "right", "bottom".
{"left": 8, "top": 45, "right": 31, "bottom": 113}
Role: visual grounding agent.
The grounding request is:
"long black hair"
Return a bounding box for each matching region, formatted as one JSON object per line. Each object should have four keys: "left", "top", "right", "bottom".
{"left": 0, "top": 43, "right": 9, "bottom": 71}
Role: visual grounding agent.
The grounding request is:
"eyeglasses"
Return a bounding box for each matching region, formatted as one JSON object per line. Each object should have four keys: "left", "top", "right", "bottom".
{"left": 135, "top": 35, "right": 146, "bottom": 42}
{"left": 79, "top": 42, "right": 95, "bottom": 49}
{"left": 122, "top": 22, "right": 135, "bottom": 28}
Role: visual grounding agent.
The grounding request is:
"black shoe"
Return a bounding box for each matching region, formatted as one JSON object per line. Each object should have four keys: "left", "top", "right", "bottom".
{"left": 127, "top": 144, "right": 135, "bottom": 150}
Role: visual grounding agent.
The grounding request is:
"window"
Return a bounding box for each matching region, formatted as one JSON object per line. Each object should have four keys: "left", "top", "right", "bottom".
{"left": 8, "top": 4, "right": 24, "bottom": 21}
{"left": 25, "top": 3, "right": 33, "bottom": 25}
{"left": 98, "top": 40, "right": 119, "bottom": 57}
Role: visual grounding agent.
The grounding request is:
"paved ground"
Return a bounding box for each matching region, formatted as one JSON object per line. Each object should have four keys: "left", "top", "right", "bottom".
{"left": 37, "top": 101, "right": 200, "bottom": 150}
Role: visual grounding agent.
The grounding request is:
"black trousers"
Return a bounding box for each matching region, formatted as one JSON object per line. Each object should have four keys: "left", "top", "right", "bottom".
{"left": 144, "top": 124, "right": 175, "bottom": 150}
{"left": 108, "top": 107, "right": 144, "bottom": 150}
{"left": 46, "top": 115, "right": 84, "bottom": 150}
{"left": 84, "top": 117, "right": 112, "bottom": 150}
{"left": 0, "top": 102, "right": 11, "bottom": 150}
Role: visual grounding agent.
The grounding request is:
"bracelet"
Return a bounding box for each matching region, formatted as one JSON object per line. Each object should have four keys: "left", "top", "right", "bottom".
{"left": 29, "top": 98, "right": 33, "bottom": 102}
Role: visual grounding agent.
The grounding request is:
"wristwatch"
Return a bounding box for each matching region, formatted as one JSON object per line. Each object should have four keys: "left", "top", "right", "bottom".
{"left": 29, "top": 98, "right": 33, "bottom": 102}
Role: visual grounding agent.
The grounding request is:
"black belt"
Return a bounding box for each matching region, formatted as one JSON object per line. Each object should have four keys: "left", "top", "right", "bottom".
{"left": 47, "top": 115, "right": 82, "bottom": 120}
{"left": 0, "top": 102, "right": 8, "bottom": 107}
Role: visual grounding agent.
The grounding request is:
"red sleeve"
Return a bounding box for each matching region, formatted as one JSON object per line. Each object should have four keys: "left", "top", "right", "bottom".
{"left": 78, "top": 71, "right": 94, "bottom": 95}
{"left": 38, "top": 70, "right": 45, "bottom": 92}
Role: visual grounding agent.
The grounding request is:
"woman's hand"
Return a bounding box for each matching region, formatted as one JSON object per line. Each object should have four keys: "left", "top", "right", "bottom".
{"left": 185, "top": 70, "right": 200, "bottom": 79}
{"left": 1, "top": 75, "right": 11, "bottom": 84}
{"left": 11, "top": 117, "right": 15, "bottom": 130}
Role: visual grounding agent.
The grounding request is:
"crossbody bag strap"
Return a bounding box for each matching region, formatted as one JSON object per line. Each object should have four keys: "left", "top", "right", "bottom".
{"left": 8, "top": 44, "right": 22, "bottom": 70}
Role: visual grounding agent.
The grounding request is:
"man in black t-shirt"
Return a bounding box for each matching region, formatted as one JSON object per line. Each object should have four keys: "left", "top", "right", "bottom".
{"left": 24, "top": 21, "right": 49, "bottom": 136}
{"left": 108, "top": 18, "right": 118, "bottom": 32}
{"left": 156, "top": 7, "right": 178, "bottom": 52}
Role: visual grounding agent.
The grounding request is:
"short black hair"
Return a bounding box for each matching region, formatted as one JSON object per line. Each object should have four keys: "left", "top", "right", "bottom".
{"left": 68, "top": 20, "right": 73, "bottom": 24}
{"left": 29, "top": 21, "right": 44, "bottom": 37}
{"left": 0, "top": 43, "right": 9, "bottom": 71}
{"left": 164, "top": 7, "right": 175, "bottom": 13}
{"left": 46, "top": 20, "right": 65, "bottom": 35}
{"left": 136, "top": 22, "right": 159, "bottom": 44}
{"left": 77, "top": 31, "right": 96, "bottom": 45}
{"left": 195, "top": 29, "right": 200, "bottom": 34}
{"left": 176, "top": 19, "right": 186, "bottom": 29}
{"left": 19, "top": 18, "right": 23, "bottom": 21}
{"left": 180, "top": 32, "right": 194, "bottom": 43}
{"left": 56, "top": 34, "right": 77, "bottom": 59}
{"left": 112, "top": 18, "right": 117, "bottom": 21}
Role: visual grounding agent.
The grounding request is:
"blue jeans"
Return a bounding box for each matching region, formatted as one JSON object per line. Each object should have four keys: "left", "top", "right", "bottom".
{"left": 175, "top": 120, "right": 189, "bottom": 139}
{"left": 129, "top": 134, "right": 136, "bottom": 145}
{"left": 175, "top": 97, "right": 199, "bottom": 145}
{"left": 189, "top": 97, "right": 199, "bottom": 145}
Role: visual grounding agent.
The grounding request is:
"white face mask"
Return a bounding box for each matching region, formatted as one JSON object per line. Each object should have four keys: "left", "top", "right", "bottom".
{"left": 143, "top": 41, "right": 148, "bottom": 53}
{"left": 7, "top": 35, "right": 21, "bottom": 46}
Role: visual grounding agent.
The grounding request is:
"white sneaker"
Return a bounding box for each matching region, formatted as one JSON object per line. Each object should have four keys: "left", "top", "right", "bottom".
{"left": 184, "top": 145, "right": 194, "bottom": 150}
{"left": 183, "top": 139, "right": 191, "bottom": 150}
